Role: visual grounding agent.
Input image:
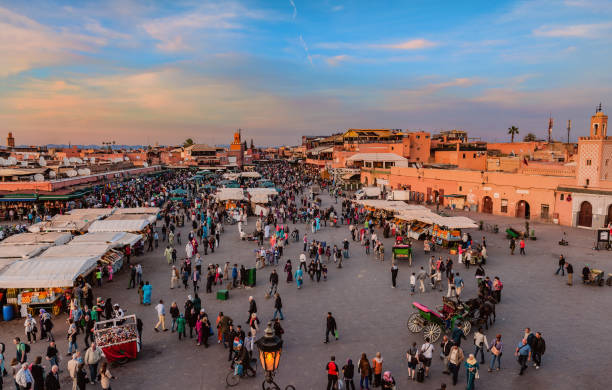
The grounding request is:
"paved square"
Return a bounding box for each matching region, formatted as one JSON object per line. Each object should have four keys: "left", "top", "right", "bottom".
{"left": 1, "top": 193, "right": 610, "bottom": 390}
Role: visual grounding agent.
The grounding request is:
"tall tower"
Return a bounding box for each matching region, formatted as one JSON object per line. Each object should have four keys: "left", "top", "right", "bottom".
{"left": 547, "top": 115, "right": 553, "bottom": 143}
{"left": 590, "top": 103, "right": 608, "bottom": 139}
{"left": 7, "top": 132, "right": 15, "bottom": 148}
{"left": 567, "top": 120, "right": 571, "bottom": 144}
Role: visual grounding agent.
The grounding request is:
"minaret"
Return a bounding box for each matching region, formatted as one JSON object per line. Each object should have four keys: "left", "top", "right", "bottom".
{"left": 7, "top": 132, "right": 15, "bottom": 148}
{"left": 590, "top": 103, "right": 607, "bottom": 139}
{"left": 547, "top": 115, "right": 553, "bottom": 143}
{"left": 567, "top": 120, "right": 571, "bottom": 144}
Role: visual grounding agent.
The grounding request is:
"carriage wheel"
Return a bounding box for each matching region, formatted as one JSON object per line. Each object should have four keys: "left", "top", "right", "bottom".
{"left": 407, "top": 313, "right": 424, "bottom": 333}
{"left": 226, "top": 371, "right": 240, "bottom": 387}
{"left": 423, "top": 323, "right": 442, "bottom": 342}
{"left": 459, "top": 320, "right": 472, "bottom": 336}
{"left": 606, "top": 276, "right": 612, "bottom": 286}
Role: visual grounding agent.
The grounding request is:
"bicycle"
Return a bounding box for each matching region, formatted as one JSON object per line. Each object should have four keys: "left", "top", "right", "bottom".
{"left": 226, "top": 362, "right": 257, "bottom": 387}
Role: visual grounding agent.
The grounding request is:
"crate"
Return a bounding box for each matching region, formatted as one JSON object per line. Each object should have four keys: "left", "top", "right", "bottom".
{"left": 217, "top": 290, "right": 229, "bottom": 301}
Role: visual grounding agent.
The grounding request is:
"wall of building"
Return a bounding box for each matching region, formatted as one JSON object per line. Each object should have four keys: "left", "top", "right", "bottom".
{"left": 577, "top": 140, "right": 602, "bottom": 187}
{"left": 405, "top": 132, "right": 431, "bottom": 162}
{"left": 486, "top": 142, "right": 540, "bottom": 156}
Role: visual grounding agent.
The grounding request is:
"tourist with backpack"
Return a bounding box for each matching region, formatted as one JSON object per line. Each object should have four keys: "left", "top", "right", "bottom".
{"left": 13, "top": 338, "right": 28, "bottom": 363}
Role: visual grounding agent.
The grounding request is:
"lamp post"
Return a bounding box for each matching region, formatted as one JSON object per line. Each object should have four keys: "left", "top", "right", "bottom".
{"left": 255, "top": 322, "right": 295, "bottom": 390}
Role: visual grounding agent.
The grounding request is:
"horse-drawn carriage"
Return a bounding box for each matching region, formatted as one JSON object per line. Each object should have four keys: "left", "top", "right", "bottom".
{"left": 392, "top": 236, "right": 413, "bottom": 262}
{"left": 407, "top": 300, "right": 472, "bottom": 342}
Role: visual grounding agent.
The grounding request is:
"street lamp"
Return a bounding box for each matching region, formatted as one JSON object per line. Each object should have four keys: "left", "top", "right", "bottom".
{"left": 255, "top": 322, "right": 295, "bottom": 390}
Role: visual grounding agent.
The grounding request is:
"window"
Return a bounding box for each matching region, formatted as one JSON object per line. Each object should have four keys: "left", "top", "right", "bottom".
{"left": 586, "top": 179, "right": 590, "bottom": 186}
{"left": 462, "top": 153, "right": 466, "bottom": 159}
{"left": 541, "top": 204, "right": 550, "bottom": 219}
{"left": 391, "top": 147, "right": 394, "bottom": 150}
{"left": 501, "top": 199, "right": 508, "bottom": 213}
{"left": 586, "top": 159, "right": 592, "bottom": 166}
{"left": 416, "top": 135, "right": 420, "bottom": 139}
{"left": 606, "top": 159, "right": 609, "bottom": 166}
{"left": 560, "top": 194, "right": 564, "bottom": 200}
{"left": 458, "top": 186, "right": 462, "bottom": 191}
{"left": 425, "top": 135, "right": 429, "bottom": 139}
{"left": 416, "top": 157, "right": 420, "bottom": 161}
{"left": 473, "top": 153, "right": 476, "bottom": 158}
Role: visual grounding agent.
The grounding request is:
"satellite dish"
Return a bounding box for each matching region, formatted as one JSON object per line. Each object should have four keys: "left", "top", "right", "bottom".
{"left": 143, "top": 162, "right": 149, "bottom": 167}
{"left": 76, "top": 158, "right": 83, "bottom": 164}
{"left": 83, "top": 168, "right": 91, "bottom": 175}
{"left": 124, "top": 157, "right": 129, "bottom": 161}
{"left": 66, "top": 169, "right": 77, "bottom": 177}
{"left": 77, "top": 169, "right": 87, "bottom": 175}
{"left": 20, "top": 161, "right": 27, "bottom": 167}
{"left": 34, "top": 174, "right": 44, "bottom": 182}
{"left": 48, "top": 170, "right": 57, "bottom": 178}
{"left": 90, "top": 157, "right": 95, "bottom": 164}
{"left": 39, "top": 157, "right": 47, "bottom": 167}
{"left": 63, "top": 157, "right": 69, "bottom": 166}
{"left": 69, "top": 157, "right": 78, "bottom": 164}
{"left": 23, "top": 153, "right": 29, "bottom": 160}
{"left": 8, "top": 157, "right": 17, "bottom": 165}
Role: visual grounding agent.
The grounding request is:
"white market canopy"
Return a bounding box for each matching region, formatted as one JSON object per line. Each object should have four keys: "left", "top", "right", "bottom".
{"left": 106, "top": 213, "right": 157, "bottom": 224}
{"left": 396, "top": 210, "right": 477, "bottom": 229}
{"left": 39, "top": 243, "right": 111, "bottom": 259}
{"left": 355, "top": 199, "right": 428, "bottom": 212}
{"left": 33, "top": 214, "right": 102, "bottom": 232}
{"left": 88, "top": 219, "right": 150, "bottom": 233}
{"left": 0, "top": 244, "right": 51, "bottom": 259}
{"left": 67, "top": 208, "right": 114, "bottom": 217}
{"left": 247, "top": 188, "right": 278, "bottom": 204}
{"left": 0, "top": 256, "right": 98, "bottom": 288}
{"left": 0, "top": 232, "right": 72, "bottom": 246}
{"left": 0, "top": 258, "right": 16, "bottom": 273}
{"left": 113, "top": 207, "right": 160, "bottom": 215}
{"left": 69, "top": 232, "right": 142, "bottom": 248}
{"left": 216, "top": 188, "right": 245, "bottom": 201}
{"left": 240, "top": 171, "right": 261, "bottom": 178}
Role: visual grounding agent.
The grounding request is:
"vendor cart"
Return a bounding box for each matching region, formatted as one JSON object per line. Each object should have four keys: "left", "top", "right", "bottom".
{"left": 392, "top": 236, "right": 413, "bottom": 262}
{"left": 594, "top": 229, "right": 611, "bottom": 251}
{"left": 19, "top": 289, "right": 65, "bottom": 316}
{"left": 94, "top": 314, "right": 139, "bottom": 364}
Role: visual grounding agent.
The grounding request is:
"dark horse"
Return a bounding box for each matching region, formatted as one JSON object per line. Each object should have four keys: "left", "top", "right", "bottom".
{"left": 466, "top": 296, "right": 496, "bottom": 330}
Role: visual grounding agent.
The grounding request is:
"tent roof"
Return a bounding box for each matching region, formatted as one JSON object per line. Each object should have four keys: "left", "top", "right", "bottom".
{"left": 88, "top": 219, "right": 150, "bottom": 233}
{"left": 67, "top": 208, "right": 114, "bottom": 217}
{"left": 106, "top": 214, "right": 157, "bottom": 224}
{"left": 39, "top": 244, "right": 111, "bottom": 258}
{"left": 0, "top": 256, "right": 99, "bottom": 288}
{"left": 0, "top": 244, "right": 51, "bottom": 259}
{"left": 216, "top": 188, "right": 245, "bottom": 201}
{"left": 395, "top": 210, "right": 477, "bottom": 228}
{"left": 113, "top": 207, "right": 160, "bottom": 215}
{"left": 69, "top": 232, "right": 142, "bottom": 248}
{"left": 0, "top": 232, "right": 72, "bottom": 246}
{"left": 240, "top": 171, "right": 261, "bottom": 178}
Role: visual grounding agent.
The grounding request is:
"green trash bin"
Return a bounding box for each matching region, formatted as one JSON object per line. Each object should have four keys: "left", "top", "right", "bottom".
{"left": 217, "top": 290, "right": 229, "bottom": 301}
{"left": 247, "top": 268, "right": 257, "bottom": 287}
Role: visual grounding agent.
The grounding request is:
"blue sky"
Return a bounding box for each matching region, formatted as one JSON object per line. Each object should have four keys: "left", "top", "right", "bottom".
{"left": 0, "top": 0, "right": 611, "bottom": 145}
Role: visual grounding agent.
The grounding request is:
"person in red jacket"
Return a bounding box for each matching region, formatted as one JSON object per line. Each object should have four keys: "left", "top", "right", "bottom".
{"left": 326, "top": 355, "right": 339, "bottom": 390}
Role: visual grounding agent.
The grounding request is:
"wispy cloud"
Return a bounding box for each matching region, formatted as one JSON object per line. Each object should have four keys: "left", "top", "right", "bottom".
{"left": 375, "top": 39, "right": 437, "bottom": 50}
{"left": 331, "top": 5, "right": 344, "bottom": 12}
{"left": 315, "top": 38, "right": 437, "bottom": 51}
{"left": 0, "top": 6, "right": 106, "bottom": 76}
{"left": 289, "top": 0, "right": 297, "bottom": 19}
{"left": 299, "top": 35, "right": 313, "bottom": 65}
{"left": 325, "top": 54, "right": 349, "bottom": 66}
{"left": 533, "top": 22, "right": 612, "bottom": 38}
{"left": 84, "top": 19, "right": 131, "bottom": 41}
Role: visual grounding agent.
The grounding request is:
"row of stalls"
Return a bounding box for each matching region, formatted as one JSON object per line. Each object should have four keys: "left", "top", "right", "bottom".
{"left": 0, "top": 208, "right": 158, "bottom": 319}
{"left": 395, "top": 209, "right": 478, "bottom": 247}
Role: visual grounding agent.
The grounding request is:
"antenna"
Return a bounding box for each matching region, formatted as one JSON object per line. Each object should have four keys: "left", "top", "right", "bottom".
{"left": 567, "top": 120, "right": 571, "bottom": 144}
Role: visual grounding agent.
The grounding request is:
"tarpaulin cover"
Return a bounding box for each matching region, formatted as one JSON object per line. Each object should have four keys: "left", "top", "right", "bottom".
{"left": 88, "top": 219, "right": 150, "bottom": 233}
{"left": 216, "top": 188, "right": 245, "bottom": 201}
{"left": 39, "top": 244, "right": 111, "bottom": 258}
{"left": 0, "top": 244, "right": 51, "bottom": 259}
{"left": 0, "top": 256, "right": 98, "bottom": 288}
{"left": 113, "top": 207, "right": 160, "bottom": 215}
{"left": 0, "top": 232, "right": 72, "bottom": 246}
{"left": 69, "top": 232, "right": 142, "bottom": 248}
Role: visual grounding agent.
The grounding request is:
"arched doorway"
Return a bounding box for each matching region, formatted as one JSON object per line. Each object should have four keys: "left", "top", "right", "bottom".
{"left": 607, "top": 204, "right": 612, "bottom": 226}
{"left": 516, "top": 200, "right": 530, "bottom": 219}
{"left": 578, "top": 201, "right": 593, "bottom": 227}
{"left": 363, "top": 177, "right": 368, "bottom": 186}
{"left": 482, "top": 196, "right": 493, "bottom": 214}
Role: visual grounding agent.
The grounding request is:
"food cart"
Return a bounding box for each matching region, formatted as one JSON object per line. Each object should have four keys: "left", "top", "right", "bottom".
{"left": 94, "top": 314, "right": 139, "bottom": 364}
{"left": 595, "top": 228, "right": 611, "bottom": 250}
{"left": 18, "top": 288, "right": 64, "bottom": 316}
{"left": 392, "top": 236, "right": 413, "bottom": 261}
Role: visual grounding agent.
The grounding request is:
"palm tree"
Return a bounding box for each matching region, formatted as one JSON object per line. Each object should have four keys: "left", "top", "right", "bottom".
{"left": 183, "top": 138, "right": 194, "bottom": 147}
{"left": 523, "top": 133, "right": 537, "bottom": 142}
{"left": 508, "top": 126, "right": 519, "bottom": 143}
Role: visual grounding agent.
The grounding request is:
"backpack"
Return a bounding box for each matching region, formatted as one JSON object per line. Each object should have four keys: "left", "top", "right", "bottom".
{"left": 416, "top": 367, "right": 425, "bottom": 382}
{"left": 24, "top": 343, "right": 31, "bottom": 354}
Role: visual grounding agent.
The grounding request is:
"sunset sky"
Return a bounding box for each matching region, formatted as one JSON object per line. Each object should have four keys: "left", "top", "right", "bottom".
{"left": 0, "top": 0, "right": 611, "bottom": 146}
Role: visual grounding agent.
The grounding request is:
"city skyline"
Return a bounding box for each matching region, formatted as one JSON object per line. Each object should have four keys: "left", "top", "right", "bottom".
{"left": 1, "top": 0, "right": 611, "bottom": 145}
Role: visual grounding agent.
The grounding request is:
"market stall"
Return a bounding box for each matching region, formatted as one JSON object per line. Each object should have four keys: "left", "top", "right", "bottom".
{"left": 0, "top": 232, "right": 72, "bottom": 246}
{"left": 94, "top": 314, "right": 139, "bottom": 363}
{"left": 0, "top": 256, "right": 98, "bottom": 316}
{"left": 88, "top": 219, "right": 151, "bottom": 233}
{"left": 106, "top": 213, "right": 157, "bottom": 224}
{"left": 30, "top": 213, "right": 103, "bottom": 233}
{"left": 113, "top": 207, "right": 160, "bottom": 216}
{"left": 39, "top": 243, "right": 124, "bottom": 273}
{"left": 0, "top": 244, "right": 51, "bottom": 259}
{"left": 69, "top": 232, "right": 142, "bottom": 249}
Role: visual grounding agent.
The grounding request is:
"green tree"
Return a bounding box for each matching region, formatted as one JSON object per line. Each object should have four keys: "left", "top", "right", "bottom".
{"left": 523, "top": 133, "right": 537, "bottom": 142}
{"left": 183, "top": 138, "right": 194, "bottom": 147}
{"left": 508, "top": 126, "right": 519, "bottom": 143}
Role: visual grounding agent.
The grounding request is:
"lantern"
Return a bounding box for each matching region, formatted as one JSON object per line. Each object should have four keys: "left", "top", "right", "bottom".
{"left": 256, "top": 322, "right": 283, "bottom": 373}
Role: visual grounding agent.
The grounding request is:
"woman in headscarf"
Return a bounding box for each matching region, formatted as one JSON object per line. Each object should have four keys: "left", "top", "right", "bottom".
{"left": 465, "top": 353, "right": 479, "bottom": 390}
{"left": 284, "top": 260, "right": 293, "bottom": 283}
{"left": 358, "top": 353, "right": 371, "bottom": 390}
{"left": 381, "top": 371, "right": 396, "bottom": 390}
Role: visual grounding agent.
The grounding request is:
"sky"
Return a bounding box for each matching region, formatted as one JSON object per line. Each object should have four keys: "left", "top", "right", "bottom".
{"left": 0, "top": 0, "right": 611, "bottom": 146}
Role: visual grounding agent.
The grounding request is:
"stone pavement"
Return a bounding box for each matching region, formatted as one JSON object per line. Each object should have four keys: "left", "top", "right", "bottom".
{"left": 1, "top": 194, "right": 611, "bottom": 390}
